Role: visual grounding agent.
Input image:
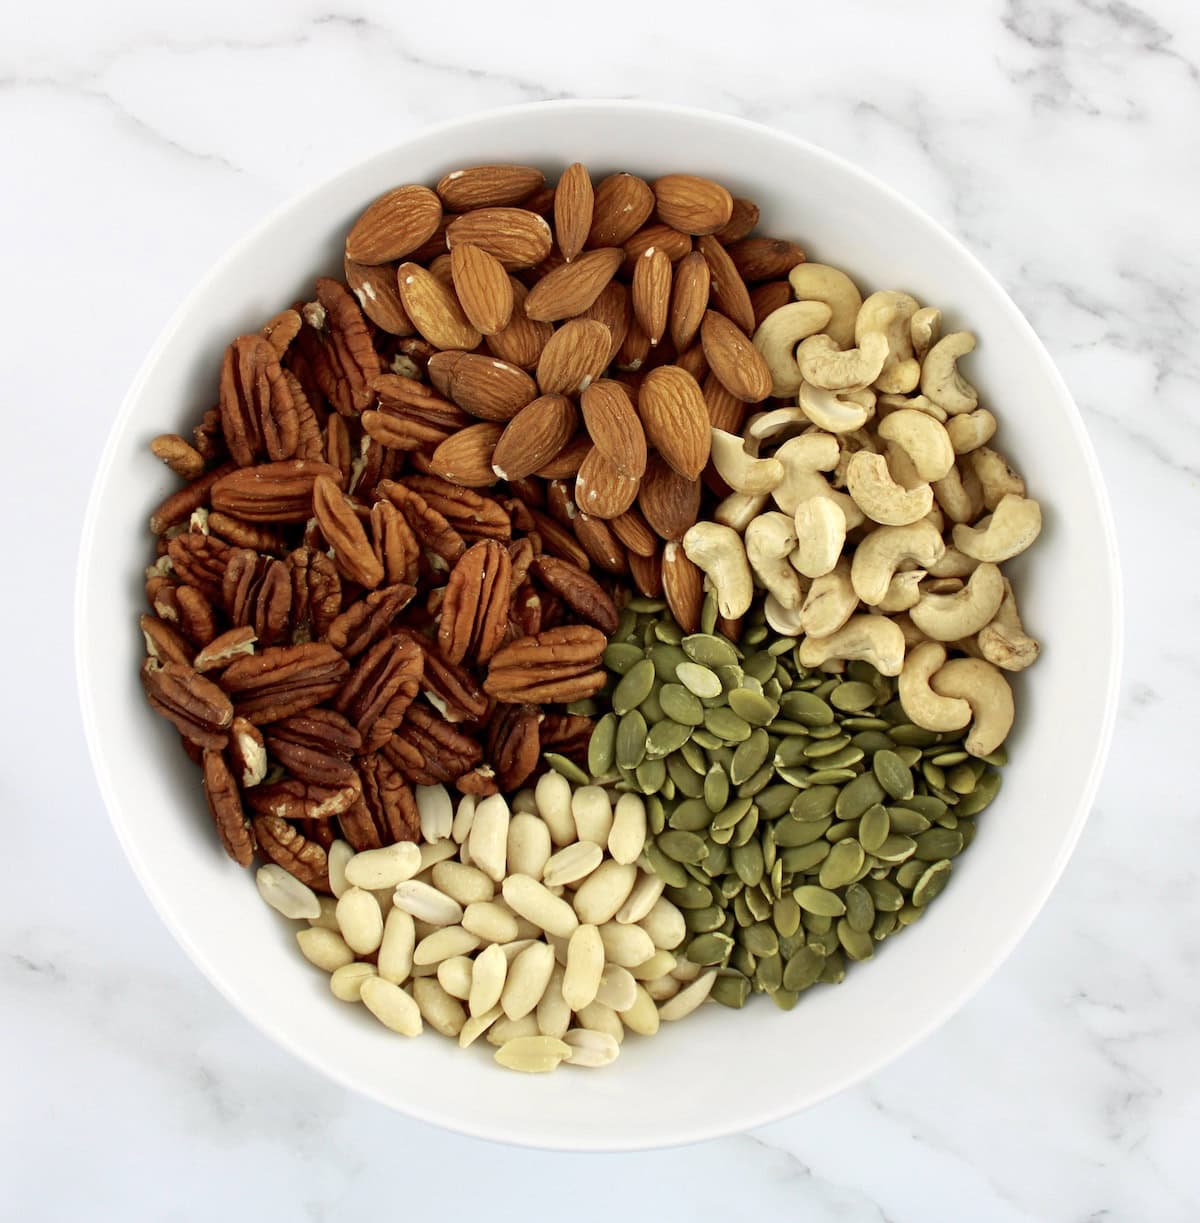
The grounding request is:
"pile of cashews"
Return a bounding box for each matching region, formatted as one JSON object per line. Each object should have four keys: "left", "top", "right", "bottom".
{"left": 681, "top": 263, "right": 1042, "bottom": 759}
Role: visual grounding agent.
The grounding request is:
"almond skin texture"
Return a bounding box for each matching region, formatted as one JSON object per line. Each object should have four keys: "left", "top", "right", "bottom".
{"left": 628, "top": 548, "right": 663, "bottom": 597}
{"left": 653, "top": 175, "right": 734, "bottom": 236}
{"left": 491, "top": 394, "right": 578, "bottom": 481}
{"left": 580, "top": 379, "right": 646, "bottom": 479}
{"left": 554, "top": 162, "right": 594, "bottom": 263}
{"left": 574, "top": 446, "right": 639, "bottom": 520}
{"left": 446, "top": 209, "right": 553, "bottom": 270}
{"left": 637, "top": 454, "right": 702, "bottom": 542}
{"left": 535, "top": 320, "right": 612, "bottom": 396}
{"left": 345, "top": 185, "right": 443, "bottom": 265}
{"left": 429, "top": 422, "right": 504, "bottom": 488}
{"left": 637, "top": 366, "right": 711, "bottom": 480}
{"left": 662, "top": 540, "right": 704, "bottom": 633}
{"left": 750, "top": 280, "right": 793, "bottom": 328}
{"left": 486, "top": 279, "right": 553, "bottom": 370}
{"left": 714, "top": 197, "right": 760, "bottom": 243}
{"left": 697, "top": 235, "right": 755, "bottom": 334}
{"left": 726, "top": 237, "right": 807, "bottom": 283}
{"left": 622, "top": 224, "right": 691, "bottom": 276}
{"left": 700, "top": 310, "right": 773, "bottom": 402}
{"left": 632, "top": 247, "right": 671, "bottom": 347}
{"left": 534, "top": 435, "right": 592, "bottom": 480}
{"left": 435, "top": 164, "right": 544, "bottom": 211}
{"left": 587, "top": 174, "right": 655, "bottom": 247}
{"left": 579, "top": 281, "right": 631, "bottom": 366}
{"left": 523, "top": 248, "right": 623, "bottom": 322}
{"left": 396, "top": 263, "right": 481, "bottom": 350}
{"left": 450, "top": 244, "right": 514, "bottom": 335}
{"left": 343, "top": 256, "right": 414, "bottom": 336}
{"left": 426, "top": 352, "right": 537, "bottom": 422}
{"left": 609, "top": 507, "right": 658, "bottom": 557}
{"left": 668, "top": 250, "right": 711, "bottom": 352}
{"left": 702, "top": 372, "right": 748, "bottom": 435}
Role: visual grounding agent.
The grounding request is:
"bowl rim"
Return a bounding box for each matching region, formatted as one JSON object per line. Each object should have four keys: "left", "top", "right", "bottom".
{"left": 75, "top": 97, "right": 1123, "bottom": 1150}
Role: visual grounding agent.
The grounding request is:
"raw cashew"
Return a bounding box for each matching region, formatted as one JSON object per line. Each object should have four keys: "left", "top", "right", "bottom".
{"left": 831, "top": 428, "right": 878, "bottom": 489}
{"left": 682, "top": 522, "right": 753, "bottom": 618}
{"left": 932, "top": 463, "right": 984, "bottom": 524}
{"left": 796, "top": 558, "right": 857, "bottom": 638}
{"left": 745, "top": 512, "right": 805, "bottom": 609}
{"left": 876, "top": 569, "right": 926, "bottom": 612}
{"left": 897, "top": 641, "right": 971, "bottom": 732}
{"left": 910, "top": 306, "right": 942, "bottom": 361}
{"left": 798, "top": 614, "right": 906, "bottom": 676}
{"left": 977, "top": 577, "right": 1040, "bottom": 671}
{"left": 952, "top": 494, "right": 1042, "bottom": 562}
{"left": 791, "top": 496, "right": 847, "bottom": 578}
{"left": 846, "top": 452, "right": 933, "bottom": 526}
{"left": 877, "top": 392, "right": 948, "bottom": 422}
{"left": 946, "top": 408, "right": 997, "bottom": 454}
{"left": 923, "top": 577, "right": 963, "bottom": 595}
{"left": 920, "top": 331, "right": 978, "bottom": 414}
{"left": 798, "top": 382, "right": 875, "bottom": 433}
{"left": 927, "top": 545, "right": 979, "bottom": 578}
{"left": 764, "top": 593, "right": 807, "bottom": 636}
{"left": 787, "top": 263, "right": 863, "bottom": 349}
{"left": 714, "top": 490, "right": 769, "bottom": 533}
{"left": 855, "top": 290, "right": 920, "bottom": 394}
{"left": 929, "top": 657, "right": 1015, "bottom": 756}
{"left": 746, "top": 407, "right": 809, "bottom": 444}
{"left": 908, "top": 562, "right": 1004, "bottom": 641}
{"left": 885, "top": 442, "right": 924, "bottom": 490}
{"left": 797, "top": 332, "right": 889, "bottom": 392}
{"left": 772, "top": 434, "right": 864, "bottom": 528}
{"left": 850, "top": 520, "right": 945, "bottom": 605}
{"left": 968, "top": 446, "right": 1025, "bottom": 510}
{"left": 752, "top": 301, "right": 833, "bottom": 397}
{"left": 893, "top": 613, "right": 927, "bottom": 649}
{"left": 709, "top": 429, "right": 784, "bottom": 495}
{"left": 877, "top": 409, "right": 955, "bottom": 482}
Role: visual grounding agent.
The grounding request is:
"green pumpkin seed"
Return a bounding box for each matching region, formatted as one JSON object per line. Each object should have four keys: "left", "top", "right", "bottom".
{"left": 743, "top": 652, "right": 777, "bottom": 683}
{"left": 836, "top": 918, "right": 875, "bottom": 961}
{"left": 791, "top": 786, "right": 840, "bottom": 822}
{"left": 959, "top": 820, "right": 978, "bottom": 849}
{"left": 887, "top": 723, "right": 940, "bottom": 747}
{"left": 844, "top": 883, "right": 875, "bottom": 934}
{"left": 616, "top": 710, "right": 648, "bottom": 769}
{"left": 912, "top": 859, "right": 952, "bottom": 906}
{"left": 770, "top": 988, "right": 799, "bottom": 1010}
{"left": 854, "top": 803, "right": 888, "bottom": 853}
{"left": 825, "top": 819, "right": 860, "bottom": 845}
{"left": 731, "top": 839, "right": 764, "bottom": 887}
{"left": 646, "top": 795, "right": 666, "bottom": 835}
{"left": 773, "top": 894, "right": 802, "bottom": 938}
{"left": 872, "top": 834, "right": 917, "bottom": 864}
{"left": 645, "top": 719, "right": 692, "bottom": 759}
{"left": 914, "top": 828, "right": 964, "bottom": 860}
{"left": 775, "top": 766, "right": 813, "bottom": 788}
{"left": 733, "top": 892, "right": 754, "bottom": 928}
{"left": 730, "top": 729, "right": 770, "bottom": 784}
{"left": 647, "top": 643, "right": 687, "bottom": 682}
{"left": 653, "top": 620, "right": 682, "bottom": 645}
{"left": 545, "top": 753, "right": 589, "bottom": 785}
{"left": 756, "top": 785, "right": 798, "bottom": 819}
{"left": 819, "top": 951, "right": 847, "bottom": 984}
{"left": 805, "top": 926, "right": 839, "bottom": 956}
{"left": 659, "top": 683, "right": 704, "bottom": 726}
{"left": 703, "top": 707, "right": 751, "bottom": 743}
{"left": 711, "top": 971, "right": 752, "bottom": 1008}
{"left": 928, "top": 749, "right": 969, "bottom": 767}
{"left": 663, "top": 797, "right": 709, "bottom": 832}
{"left": 780, "top": 842, "right": 831, "bottom": 873}
{"left": 745, "top": 886, "right": 773, "bottom": 923}
{"left": 773, "top": 737, "right": 814, "bottom": 768}
{"left": 842, "top": 716, "right": 892, "bottom": 732}
{"left": 944, "top": 762, "right": 976, "bottom": 795}
{"left": 829, "top": 680, "right": 878, "bottom": 712}
{"left": 612, "top": 658, "right": 655, "bottom": 715}
{"left": 865, "top": 877, "right": 904, "bottom": 912}
{"left": 774, "top": 816, "right": 833, "bottom": 848}
{"left": 872, "top": 910, "right": 899, "bottom": 940}
{"left": 899, "top": 794, "right": 949, "bottom": 819}
{"left": 743, "top": 922, "right": 779, "bottom": 958}
{"left": 679, "top": 738, "right": 708, "bottom": 774}
{"left": 852, "top": 730, "right": 896, "bottom": 754}
{"left": 687, "top": 931, "right": 733, "bottom": 965}
{"left": 737, "top": 762, "right": 775, "bottom": 797}
{"left": 666, "top": 753, "right": 706, "bottom": 798}
{"left": 893, "top": 859, "right": 925, "bottom": 891}
{"left": 603, "top": 642, "right": 644, "bottom": 674}
{"left": 706, "top": 840, "right": 731, "bottom": 875}
{"left": 635, "top": 757, "right": 666, "bottom": 793}
{"left": 754, "top": 952, "right": 783, "bottom": 992}
{"left": 587, "top": 712, "right": 617, "bottom": 777}
{"left": 626, "top": 597, "right": 666, "bottom": 614}
{"left": 873, "top": 749, "right": 915, "bottom": 801}
{"left": 703, "top": 764, "right": 731, "bottom": 813}
{"left": 793, "top": 884, "right": 847, "bottom": 917}
{"left": 803, "top": 911, "right": 833, "bottom": 935}
{"left": 896, "top": 903, "right": 924, "bottom": 927}
{"left": 690, "top": 728, "right": 723, "bottom": 751}
{"left": 731, "top": 807, "right": 760, "bottom": 848}
{"left": 698, "top": 593, "right": 719, "bottom": 635}
{"left": 643, "top": 842, "right": 686, "bottom": 886}
{"left": 566, "top": 698, "right": 600, "bottom": 717}
{"left": 806, "top": 767, "right": 860, "bottom": 785}
{"left": 727, "top": 689, "right": 780, "bottom": 727}
{"left": 658, "top": 829, "right": 709, "bottom": 864}
{"left": 802, "top": 734, "right": 851, "bottom": 760}
{"left": 782, "top": 946, "right": 825, "bottom": 991}
{"left": 681, "top": 633, "right": 739, "bottom": 668}
{"left": 818, "top": 839, "right": 866, "bottom": 890}
{"left": 887, "top": 807, "right": 931, "bottom": 835}
{"left": 922, "top": 761, "right": 946, "bottom": 789}
{"left": 684, "top": 904, "right": 725, "bottom": 933}
{"left": 779, "top": 690, "right": 835, "bottom": 727}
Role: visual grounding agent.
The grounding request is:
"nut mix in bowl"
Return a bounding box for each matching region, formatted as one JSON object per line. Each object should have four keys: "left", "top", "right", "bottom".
{"left": 138, "top": 160, "right": 1042, "bottom": 1074}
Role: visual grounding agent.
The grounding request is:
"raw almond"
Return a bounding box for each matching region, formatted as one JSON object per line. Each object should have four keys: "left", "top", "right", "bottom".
{"left": 621, "top": 224, "right": 691, "bottom": 276}
{"left": 446, "top": 208, "right": 553, "bottom": 270}
{"left": 345, "top": 184, "right": 443, "bottom": 265}
{"left": 609, "top": 507, "right": 657, "bottom": 557}
{"left": 486, "top": 279, "right": 553, "bottom": 369}
{"left": 628, "top": 547, "right": 663, "bottom": 597}
{"left": 450, "top": 244, "right": 514, "bottom": 335}
{"left": 534, "top": 435, "right": 592, "bottom": 480}
{"left": 580, "top": 281, "right": 631, "bottom": 366}
{"left": 554, "top": 162, "right": 594, "bottom": 262}
{"left": 637, "top": 454, "right": 701, "bottom": 542}
{"left": 715, "top": 197, "right": 760, "bottom": 243}
{"left": 662, "top": 540, "right": 704, "bottom": 633}
{"left": 702, "top": 371, "right": 748, "bottom": 435}
{"left": 675, "top": 343, "right": 709, "bottom": 384}
{"left": 426, "top": 352, "right": 537, "bottom": 421}
{"left": 524, "top": 248, "right": 623, "bottom": 322}
{"left": 637, "top": 366, "right": 711, "bottom": 479}
{"left": 652, "top": 174, "right": 734, "bottom": 236}
{"left": 535, "top": 320, "right": 612, "bottom": 395}
{"left": 491, "top": 395, "right": 578, "bottom": 481}
{"left": 750, "top": 280, "right": 793, "bottom": 328}
{"left": 615, "top": 317, "right": 651, "bottom": 372}
{"left": 435, "top": 164, "right": 545, "bottom": 211}
{"left": 524, "top": 185, "right": 557, "bottom": 216}
{"left": 669, "top": 251, "right": 711, "bottom": 352}
{"left": 587, "top": 173, "right": 655, "bottom": 247}
{"left": 429, "top": 422, "right": 504, "bottom": 488}
{"left": 632, "top": 247, "right": 671, "bottom": 347}
{"left": 697, "top": 235, "right": 755, "bottom": 334}
{"left": 396, "top": 263, "right": 481, "bottom": 350}
{"left": 344, "top": 256, "right": 414, "bottom": 336}
{"left": 574, "top": 447, "right": 639, "bottom": 520}
{"left": 700, "top": 310, "right": 772, "bottom": 403}
{"left": 427, "top": 253, "right": 455, "bottom": 287}
{"left": 573, "top": 512, "right": 626, "bottom": 574}
{"left": 726, "top": 237, "right": 807, "bottom": 282}
{"left": 580, "top": 379, "right": 646, "bottom": 480}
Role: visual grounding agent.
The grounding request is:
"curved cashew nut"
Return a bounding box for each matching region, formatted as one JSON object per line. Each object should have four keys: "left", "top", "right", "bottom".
{"left": 876, "top": 568, "right": 926, "bottom": 612}
{"left": 787, "top": 263, "right": 863, "bottom": 349}
{"left": 850, "top": 519, "right": 945, "bottom": 605}
{"left": 929, "top": 657, "right": 1015, "bottom": 756}
{"left": 797, "top": 332, "right": 889, "bottom": 392}
{"left": 746, "top": 407, "right": 809, "bottom": 444}
{"left": 927, "top": 544, "right": 979, "bottom": 578}
{"left": 709, "top": 428, "right": 784, "bottom": 495}
{"left": 764, "top": 592, "right": 807, "bottom": 636}
{"left": 855, "top": 290, "right": 921, "bottom": 394}
{"left": 771, "top": 434, "right": 864, "bottom": 529}
{"left": 932, "top": 463, "right": 984, "bottom": 524}
{"left": 967, "top": 446, "right": 1025, "bottom": 511}
{"left": 745, "top": 512, "right": 805, "bottom": 609}
{"left": 910, "top": 306, "right": 942, "bottom": 361}
{"left": 893, "top": 612, "right": 927, "bottom": 650}
{"left": 897, "top": 641, "right": 971, "bottom": 732}
{"left": 791, "top": 495, "right": 847, "bottom": 578}
{"left": 946, "top": 408, "right": 997, "bottom": 455}
{"left": 751, "top": 301, "right": 833, "bottom": 397}
{"left": 920, "top": 331, "right": 978, "bottom": 415}
{"left": 878, "top": 409, "right": 955, "bottom": 482}
{"left": 885, "top": 442, "right": 924, "bottom": 491}
{"left": 846, "top": 451, "right": 934, "bottom": 525}
{"left": 977, "top": 576, "right": 1040, "bottom": 671}
{"left": 797, "top": 558, "right": 858, "bottom": 638}
{"left": 952, "top": 494, "right": 1042, "bottom": 562}
{"left": 877, "top": 392, "right": 948, "bottom": 423}
{"left": 798, "top": 381, "right": 875, "bottom": 433}
{"left": 908, "top": 562, "right": 1005, "bottom": 641}
{"left": 798, "top": 614, "right": 906, "bottom": 676}
{"left": 681, "top": 522, "right": 753, "bottom": 618}
{"left": 714, "top": 490, "right": 769, "bottom": 533}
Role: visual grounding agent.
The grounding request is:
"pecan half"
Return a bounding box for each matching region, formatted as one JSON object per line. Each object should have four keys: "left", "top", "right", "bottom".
{"left": 382, "top": 705, "right": 482, "bottom": 786}
{"left": 334, "top": 634, "right": 423, "bottom": 751}
{"left": 253, "top": 815, "right": 330, "bottom": 891}
{"left": 362, "top": 374, "right": 470, "bottom": 451}
{"left": 263, "top": 727, "right": 362, "bottom": 790}
{"left": 369, "top": 500, "right": 420, "bottom": 586}
{"left": 261, "top": 308, "right": 302, "bottom": 357}
{"left": 139, "top": 614, "right": 192, "bottom": 667}
{"left": 539, "top": 713, "right": 595, "bottom": 762}
{"left": 286, "top": 547, "right": 343, "bottom": 641}
{"left": 324, "top": 583, "right": 417, "bottom": 658}
{"left": 487, "top": 704, "right": 542, "bottom": 791}
{"left": 483, "top": 625, "right": 607, "bottom": 703}
{"left": 268, "top": 707, "right": 362, "bottom": 757}
{"left": 210, "top": 460, "right": 341, "bottom": 523}
{"left": 149, "top": 462, "right": 235, "bottom": 535}
{"left": 228, "top": 716, "right": 267, "bottom": 788}
{"left": 220, "top": 642, "right": 349, "bottom": 724}
{"left": 222, "top": 549, "right": 292, "bottom": 646}
{"left": 530, "top": 554, "right": 619, "bottom": 634}
{"left": 174, "top": 585, "right": 217, "bottom": 647}
{"left": 142, "top": 659, "right": 232, "bottom": 748}
{"left": 307, "top": 278, "right": 382, "bottom": 416}
{"left": 507, "top": 581, "right": 545, "bottom": 639}
{"left": 218, "top": 334, "right": 300, "bottom": 466}
{"left": 202, "top": 749, "right": 255, "bottom": 866}
{"left": 312, "top": 475, "right": 384, "bottom": 589}
{"left": 166, "top": 533, "right": 232, "bottom": 603}
{"left": 437, "top": 540, "right": 512, "bottom": 665}
{"left": 206, "top": 511, "right": 286, "bottom": 554}
{"left": 402, "top": 475, "right": 513, "bottom": 542}
{"left": 193, "top": 626, "right": 258, "bottom": 672}
{"left": 245, "top": 777, "right": 360, "bottom": 820}
{"left": 287, "top": 370, "right": 325, "bottom": 461}
{"left": 398, "top": 630, "right": 490, "bottom": 722}
{"left": 349, "top": 754, "right": 420, "bottom": 849}
{"left": 376, "top": 480, "right": 466, "bottom": 569}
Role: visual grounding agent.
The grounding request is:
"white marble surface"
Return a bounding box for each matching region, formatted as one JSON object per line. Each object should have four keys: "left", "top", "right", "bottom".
{"left": 3, "top": 0, "right": 1199, "bottom": 1217}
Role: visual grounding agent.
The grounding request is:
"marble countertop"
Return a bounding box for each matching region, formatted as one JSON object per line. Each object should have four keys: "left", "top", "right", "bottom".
{"left": 5, "top": 1, "right": 1199, "bottom": 1218}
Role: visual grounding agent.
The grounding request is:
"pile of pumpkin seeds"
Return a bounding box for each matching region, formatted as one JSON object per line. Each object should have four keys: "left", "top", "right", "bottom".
{"left": 575, "top": 595, "right": 1005, "bottom": 1011}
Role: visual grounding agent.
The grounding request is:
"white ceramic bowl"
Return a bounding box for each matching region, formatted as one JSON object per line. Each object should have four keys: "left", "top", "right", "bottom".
{"left": 77, "top": 101, "right": 1121, "bottom": 1150}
